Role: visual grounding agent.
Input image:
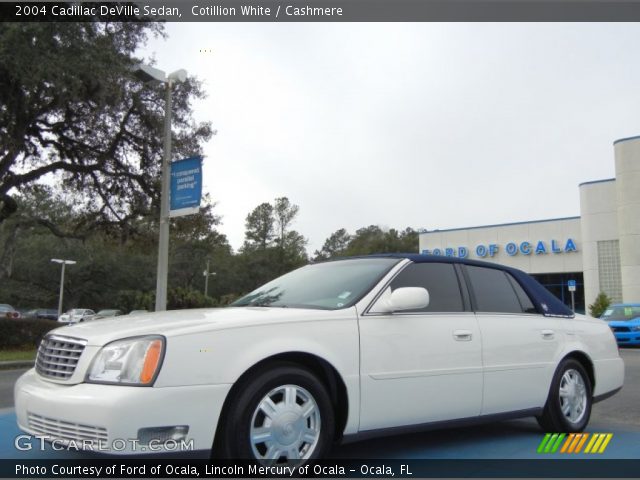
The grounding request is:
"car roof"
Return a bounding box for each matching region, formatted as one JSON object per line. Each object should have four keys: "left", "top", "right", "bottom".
{"left": 345, "top": 253, "right": 520, "bottom": 269}
{"left": 331, "top": 253, "right": 575, "bottom": 318}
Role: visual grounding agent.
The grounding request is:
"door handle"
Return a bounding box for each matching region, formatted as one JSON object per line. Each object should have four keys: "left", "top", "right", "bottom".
{"left": 453, "top": 330, "right": 473, "bottom": 341}
{"left": 541, "top": 329, "right": 555, "bottom": 340}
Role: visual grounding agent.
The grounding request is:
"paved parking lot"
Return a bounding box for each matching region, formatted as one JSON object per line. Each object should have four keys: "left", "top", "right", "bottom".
{"left": 0, "top": 348, "right": 638, "bottom": 460}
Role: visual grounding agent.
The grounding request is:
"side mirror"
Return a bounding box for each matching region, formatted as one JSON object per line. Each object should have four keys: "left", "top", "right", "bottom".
{"left": 371, "top": 287, "right": 430, "bottom": 313}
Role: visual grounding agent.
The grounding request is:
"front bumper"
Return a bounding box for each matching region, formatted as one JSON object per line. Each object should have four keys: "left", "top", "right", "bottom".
{"left": 613, "top": 331, "right": 640, "bottom": 345}
{"left": 14, "top": 369, "right": 231, "bottom": 454}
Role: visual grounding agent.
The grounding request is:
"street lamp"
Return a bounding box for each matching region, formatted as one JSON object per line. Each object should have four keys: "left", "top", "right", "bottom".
{"left": 203, "top": 259, "right": 217, "bottom": 297}
{"left": 134, "top": 64, "right": 187, "bottom": 312}
{"left": 51, "top": 259, "right": 76, "bottom": 318}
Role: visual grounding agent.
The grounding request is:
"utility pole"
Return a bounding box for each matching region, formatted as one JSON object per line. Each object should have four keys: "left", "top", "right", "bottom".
{"left": 51, "top": 259, "right": 76, "bottom": 318}
{"left": 204, "top": 260, "right": 216, "bottom": 297}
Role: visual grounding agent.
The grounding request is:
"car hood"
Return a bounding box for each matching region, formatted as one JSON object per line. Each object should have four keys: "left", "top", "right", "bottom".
{"left": 48, "top": 307, "right": 352, "bottom": 346}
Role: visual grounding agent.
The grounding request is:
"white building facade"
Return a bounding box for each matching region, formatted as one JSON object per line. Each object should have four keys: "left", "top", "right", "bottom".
{"left": 419, "top": 136, "right": 640, "bottom": 313}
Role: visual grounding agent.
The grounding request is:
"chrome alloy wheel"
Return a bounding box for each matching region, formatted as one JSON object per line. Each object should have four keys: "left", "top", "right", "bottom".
{"left": 249, "top": 384, "right": 321, "bottom": 463}
{"left": 559, "top": 368, "right": 588, "bottom": 424}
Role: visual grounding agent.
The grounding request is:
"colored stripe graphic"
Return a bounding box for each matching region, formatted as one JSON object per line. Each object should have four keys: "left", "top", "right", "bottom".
{"left": 537, "top": 433, "right": 565, "bottom": 453}
{"left": 584, "top": 433, "right": 599, "bottom": 453}
{"left": 537, "top": 433, "right": 551, "bottom": 453}
{"left": 598, "top": 433, "right": 613, "bottom": 453}
{"left": 561, "top": 433, "right": 589, "bottom": 453}
{"left": 560, "top": 433, "right": 575, "bottom": 453}
{"left": 539, "top": 433, "right": 612, "bottom": 454}
{"left": 575, "top": 433, "right": 589, "bottom": 453}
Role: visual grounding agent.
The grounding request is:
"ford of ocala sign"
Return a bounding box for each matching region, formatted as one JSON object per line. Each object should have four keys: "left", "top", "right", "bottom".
{"left": 422, "top": 239, "right": 578, "bottom": 259}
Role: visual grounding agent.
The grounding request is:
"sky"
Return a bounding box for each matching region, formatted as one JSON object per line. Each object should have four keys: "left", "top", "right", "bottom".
{"left": 143, "top": 23, "right": 640, "bottom": 254}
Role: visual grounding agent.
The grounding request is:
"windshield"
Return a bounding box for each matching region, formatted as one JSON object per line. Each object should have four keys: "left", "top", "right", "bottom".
{"left": 0, "top": 304, "right": 13, "bottom": 312}
{"left": 601, "top": 305, "right": 640, "bottom": 321}
{"left": 231, "top": 258, "right": 400, "bottom": 310}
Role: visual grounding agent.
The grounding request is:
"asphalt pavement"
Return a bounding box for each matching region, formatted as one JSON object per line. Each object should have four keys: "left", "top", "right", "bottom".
{"left": 0, "top": 348, "right": 638, "bottom": 460}
{"left": 0, "top": 369, "right": 27, "bottom": 409}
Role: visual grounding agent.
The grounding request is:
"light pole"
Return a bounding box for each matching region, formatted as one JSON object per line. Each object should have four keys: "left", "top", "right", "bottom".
{"left": 203, "top": 259, "right": 217, "bottom": 297}
{"left": 134, "top": 64, "right": 187, "bottom": 312}
{"left": 51, "top": 259, "right": 76, "bottom": 318}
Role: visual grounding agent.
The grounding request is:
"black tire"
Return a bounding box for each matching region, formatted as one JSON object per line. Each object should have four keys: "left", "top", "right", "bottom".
{"left": 217, "top": 362, "right": 334, "bottom": 463}
{"left": 537, "top": 358, "right": 592, "bottom": 432}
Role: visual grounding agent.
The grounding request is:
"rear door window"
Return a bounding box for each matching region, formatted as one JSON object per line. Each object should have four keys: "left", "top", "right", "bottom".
{"left": 466, "top": 265, "right": 531, "bottom": 314}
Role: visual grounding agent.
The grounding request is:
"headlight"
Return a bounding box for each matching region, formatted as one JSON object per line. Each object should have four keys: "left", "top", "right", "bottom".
{"left": 87, "top": 336, "right": 165, "bottom": 386}
{"left": 631, "top": 326, "right": 640, "bottom": 332}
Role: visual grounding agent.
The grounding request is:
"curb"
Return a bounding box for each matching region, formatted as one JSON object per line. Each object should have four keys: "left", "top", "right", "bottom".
{"left": 0, "top": 361, "right": 34, "bottom": 371}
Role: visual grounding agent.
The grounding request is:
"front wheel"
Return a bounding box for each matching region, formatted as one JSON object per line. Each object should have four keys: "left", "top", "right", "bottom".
{"left": 219, "top": 363, "right": 334, "bottom": 463}
{"left": 537, "top": 358, "right": 592, "bottom": 432}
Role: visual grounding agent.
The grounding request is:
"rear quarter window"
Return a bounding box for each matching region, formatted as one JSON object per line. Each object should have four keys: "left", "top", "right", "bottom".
{"left": 466, "top": 265, "right": 533, "bottom": 314}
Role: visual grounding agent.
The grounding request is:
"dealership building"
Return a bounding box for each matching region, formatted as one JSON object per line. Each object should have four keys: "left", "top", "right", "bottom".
{"left": 419, "top": 136, "right": 640, "bottom": 313}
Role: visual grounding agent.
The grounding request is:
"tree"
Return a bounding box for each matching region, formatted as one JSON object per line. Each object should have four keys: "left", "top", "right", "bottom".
{"left": 315, "top": 225, "right": 419, "bottom": 260}
{"left": 344, "top": 225, "right": 387, "bottom": 255}
{"left": 0, "top": 187, "right": 239, "bottom": 310}
{"left": 243, "top": 203, "right": 274, "bottom": 251}
{"left": 273, "top": 197, "right": 299, "bottom": 250}
{"left": 313, "top": 228, "right": 351, "bottom": 261}
{"left": 589, "top": 292, "right": 612, "bottom": 318}
{"left": 0, "top": 23, "right": 212, "bottom": 235}
{"left": 238, "top": 198, "right": 307, "bottom": 291}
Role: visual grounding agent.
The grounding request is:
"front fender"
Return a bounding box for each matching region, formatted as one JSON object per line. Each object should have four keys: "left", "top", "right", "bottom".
{"left": 154, "top": 313, "right": 360, "bottom": 434}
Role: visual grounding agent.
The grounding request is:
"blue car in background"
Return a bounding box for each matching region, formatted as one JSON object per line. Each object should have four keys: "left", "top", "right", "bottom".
{"left": 601, "top": 303, "right": 640, "bottom": 345}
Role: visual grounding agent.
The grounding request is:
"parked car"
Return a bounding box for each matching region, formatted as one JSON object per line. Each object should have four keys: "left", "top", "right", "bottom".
{"left": 15, "top": 254, "right": 624, "bottom": 463}
{"left": 92, "top": 309, "right": 124, "bottom": 320}
{"left": 129, "top": 310, "right": 149, "bottom": 315}
{"left": 600, "top": 303, "right": 640, "bottom": 346}
{"left": 23, "top": 308, "right": 59, "bottom": 321}
{"left": 36, "top": 309, "right": 59, "bottom": 321}
{"left": 57, "top": 309, "right": 95, "bottom": 324}
{"left": 0, "top": 304, "right": 20, "bottom": 319}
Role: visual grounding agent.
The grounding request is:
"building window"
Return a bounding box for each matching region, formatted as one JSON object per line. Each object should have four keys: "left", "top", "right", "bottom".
{"left": 597, "top": 240, "right": 622, "bottom": 303}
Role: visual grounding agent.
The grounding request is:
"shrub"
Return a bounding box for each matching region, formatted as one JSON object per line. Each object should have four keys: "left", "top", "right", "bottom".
{"left": 589, "top": 292, "right": 612, "bottom": 318}
{"left": 0, "top": 318, "right": 57, "bottom": 350}
{"left": 168, "top": 287, "right": 217, "bottom": 310}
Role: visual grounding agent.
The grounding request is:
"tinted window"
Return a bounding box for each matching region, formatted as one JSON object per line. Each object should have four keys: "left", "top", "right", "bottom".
{"left": 390, "top": 263, "right": 464, "bottom": 312}
{"left": 466, "top": 266, "right": 525, "bottom": 314}
{"left": 507, "top": 274, "right": 537, "bottom": 314}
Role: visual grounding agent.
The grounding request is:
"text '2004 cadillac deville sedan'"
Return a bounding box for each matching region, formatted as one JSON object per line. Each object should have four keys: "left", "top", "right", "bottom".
{"left": 15, "top": 254, "right": 623, "bottom": 462}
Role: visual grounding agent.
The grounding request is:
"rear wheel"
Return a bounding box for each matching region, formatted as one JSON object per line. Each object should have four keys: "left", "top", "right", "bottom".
{"left": 537, "top": 358, "right": 592, "bottom": 432}
{"left": 218, "top": 363, "right": 334, "bottom": 464}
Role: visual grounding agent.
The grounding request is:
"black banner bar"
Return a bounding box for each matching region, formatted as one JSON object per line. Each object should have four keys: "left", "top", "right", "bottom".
{"left": 3, "top": 459, "right": 640, "bottom": 478}
{"left": 5, "top": 0, "right": 640, "bottom": 22}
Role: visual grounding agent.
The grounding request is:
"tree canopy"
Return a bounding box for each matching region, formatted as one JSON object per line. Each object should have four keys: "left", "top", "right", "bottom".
{"left": 0, "top": 23, "right": 212, "bottom": 235}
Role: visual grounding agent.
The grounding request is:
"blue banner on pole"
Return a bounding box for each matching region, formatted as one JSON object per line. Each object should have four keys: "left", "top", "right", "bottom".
{"left": 170, "top": 156, "right": 203, "bottom": 217}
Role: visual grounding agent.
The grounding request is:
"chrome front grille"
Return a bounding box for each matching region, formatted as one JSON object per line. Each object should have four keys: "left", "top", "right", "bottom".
{"left": 27, "top": 412, "right": 108, "bottom": 445}
{"left": 35, "top": 335, "right": 86, "bottom": 380}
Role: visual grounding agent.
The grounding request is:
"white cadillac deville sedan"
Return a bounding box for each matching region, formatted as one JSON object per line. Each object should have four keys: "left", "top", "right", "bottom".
{"left": 15, "top": 254, "right": 624, "bottom": 462}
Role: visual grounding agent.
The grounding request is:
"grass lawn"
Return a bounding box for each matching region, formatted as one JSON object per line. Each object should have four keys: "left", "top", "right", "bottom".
{"left": 0, "top": 349, "right": 36, "bottom": 362}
